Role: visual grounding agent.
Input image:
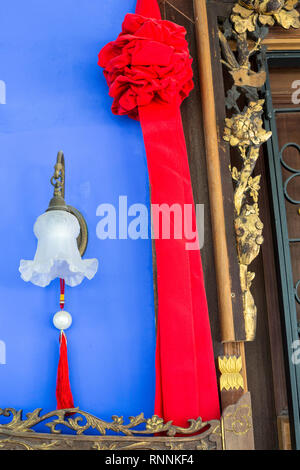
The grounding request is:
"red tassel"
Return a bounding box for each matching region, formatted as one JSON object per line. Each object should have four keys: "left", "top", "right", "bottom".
{"left": 56, "top": 331, "right": 74, "bottom": 410}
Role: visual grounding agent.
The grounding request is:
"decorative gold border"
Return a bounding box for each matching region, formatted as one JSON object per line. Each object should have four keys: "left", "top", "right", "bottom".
{"left": 0, "top": 408, "right": 206, "bottom": 436}
{"left": 0, "top": 394, "right": 253, "bottom": 450}
{"left": 0, "top": 407, "right": 222, "bottom": 450}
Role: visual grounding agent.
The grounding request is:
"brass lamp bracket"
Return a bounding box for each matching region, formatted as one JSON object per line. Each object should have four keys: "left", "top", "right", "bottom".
{"left": 47, "top": 151, "right": 88, "bottom": 256}
{"left": 67, "top": 205, "right": 88, "bottom": 257}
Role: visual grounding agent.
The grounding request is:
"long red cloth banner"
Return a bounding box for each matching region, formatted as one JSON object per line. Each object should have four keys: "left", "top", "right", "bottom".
{"left": 99, "top": 0, "right": 220, "bottom": 425}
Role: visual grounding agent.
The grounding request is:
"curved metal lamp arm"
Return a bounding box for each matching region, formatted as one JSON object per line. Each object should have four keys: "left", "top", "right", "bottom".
{"left": 47, "top": 150, "right": 88, "bottom": 256}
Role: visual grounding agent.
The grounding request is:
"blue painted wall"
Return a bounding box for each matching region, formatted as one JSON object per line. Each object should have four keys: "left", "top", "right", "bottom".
{"left": 0, "top": 0, "right": 156, "bottom": 426}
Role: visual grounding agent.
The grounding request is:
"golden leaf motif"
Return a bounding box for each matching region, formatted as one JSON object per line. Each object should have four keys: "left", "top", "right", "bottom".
{"left": 231, "top": 166, "right": 240, "bottom": 182}
{"left": 274, "top": 8, "right": 300, "bottom": 28}
{"left": 258, "top": 14, "right": 276, "bottom": 25}
{"left": 285, "top": 0, "right": 299, "bottom": 10}
{"left": 231, "top": 12, "right": 258, "bottom": 33}
{"left": 248, "top": 175, "right": 261, "bottom": 202}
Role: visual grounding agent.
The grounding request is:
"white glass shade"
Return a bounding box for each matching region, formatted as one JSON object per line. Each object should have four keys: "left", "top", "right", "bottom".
{"left": 19, "top": 210, "right": 98, "bottom": 287}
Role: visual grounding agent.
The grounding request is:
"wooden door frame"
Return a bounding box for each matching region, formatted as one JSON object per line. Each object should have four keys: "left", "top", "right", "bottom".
{"left": 194, "top": 0, "right": 300, "bottom": 450}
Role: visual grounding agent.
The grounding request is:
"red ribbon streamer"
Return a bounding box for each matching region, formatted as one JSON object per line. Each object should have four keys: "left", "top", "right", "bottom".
{"left": 99, "top": 0, "right": 220, "bottom": 425}
{"left": 140, "top": 102, "right": 220, "bottom": 423}
{"left": 136, "top": 0, "right": 160, "bottom": 19}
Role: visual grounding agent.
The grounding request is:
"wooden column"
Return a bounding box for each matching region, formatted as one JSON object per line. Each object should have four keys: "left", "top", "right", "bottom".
{"left": 193, "top": 0, "right": 248, "bottom": 411}
{"left": 193, "top": 0, "right": 235, "bottom": 343}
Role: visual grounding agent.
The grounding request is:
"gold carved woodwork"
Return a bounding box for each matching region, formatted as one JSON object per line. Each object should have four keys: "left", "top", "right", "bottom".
{"left": 0, "top": 408, "right": 206, "bottom": 436}
{"left": 231, "top": 0, "right": 300, "bottom": 33}
{"left": 219, "top": 0, "right": 300, "bottom": 340}
{"left": 221, "top": 392, "right": 255, "bottom": 450}
{"left": 0, "top": 396, "right": 255, "bottom": 451}
{"left": 0, "top": 395, "right": 253, "bottom": 451}
{"left": 0, "top": 407, "right": 222, "bottom": 451}
{"left": 218, "top": 356, "right": 245, "bottom": 391}
{"left": 0, "top": 394, "right": 254, "bottom": 450}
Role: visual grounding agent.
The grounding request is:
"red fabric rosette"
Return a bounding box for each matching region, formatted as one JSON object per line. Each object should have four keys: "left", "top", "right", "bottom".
{"left": 98, "top": 13, "right": 194, "bottom": 120}
{"left": 99, "top": 0, "right": 220, "bottom": 426}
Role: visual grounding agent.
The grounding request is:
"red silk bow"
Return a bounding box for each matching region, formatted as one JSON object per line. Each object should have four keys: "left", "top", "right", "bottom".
{"left": 99, "top": 0, "right": 220, "bottom": 426}
{"left": 98, "top": 13, "right": 194, "bottom": 120}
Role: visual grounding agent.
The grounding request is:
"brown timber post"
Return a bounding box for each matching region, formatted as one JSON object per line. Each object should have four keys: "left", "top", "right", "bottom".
{"left": 193, "top": 0, "right": 248, "bottom": 409}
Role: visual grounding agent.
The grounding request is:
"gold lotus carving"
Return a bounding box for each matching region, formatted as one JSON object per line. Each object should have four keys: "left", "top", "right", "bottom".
{"left": 218, "top": 356, "right": 245, "bottom": 391}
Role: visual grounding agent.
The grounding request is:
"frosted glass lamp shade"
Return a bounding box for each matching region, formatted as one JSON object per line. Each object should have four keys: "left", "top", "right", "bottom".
{"left": 19, "top": 210, "right": 98, "bottom": 287}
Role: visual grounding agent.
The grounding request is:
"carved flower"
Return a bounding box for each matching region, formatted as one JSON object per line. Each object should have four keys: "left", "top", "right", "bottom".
{"left": 112, "top": 415, "right": 124, "bottom": 425}
{"left": 224, "top": 100, "right": 272, "bottom": 148}
{"left": 146, "top": 415, "right": 165, "bottom": 431}
{"left": 231, "top": 0, "right": 300, "bottom": 33}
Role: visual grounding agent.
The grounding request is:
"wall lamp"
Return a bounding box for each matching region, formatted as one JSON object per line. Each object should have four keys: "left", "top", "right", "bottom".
{"left": 18, "top": 151, "right": 98, "bottom": 409}
{"left": 19, "top": 150, "right": 98, "bottom": 288}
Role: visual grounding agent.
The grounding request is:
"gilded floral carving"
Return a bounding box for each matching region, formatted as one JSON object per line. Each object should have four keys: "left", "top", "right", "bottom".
{"left": 217, "top": 0, "right": 299, "bottom": 340}
{"left": 224, "top": 101, "right": 272, "bottom": 148}
{"left": 231, "top": 0, "right": 300, "bottom": 33}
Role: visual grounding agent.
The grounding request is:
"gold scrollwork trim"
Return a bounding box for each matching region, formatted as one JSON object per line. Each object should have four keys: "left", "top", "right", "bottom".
{"left": 0, "top": 408, "right": 209, "bottom": 437}
{"left": 0, "top": 407, "right": 223, "bottom": 450}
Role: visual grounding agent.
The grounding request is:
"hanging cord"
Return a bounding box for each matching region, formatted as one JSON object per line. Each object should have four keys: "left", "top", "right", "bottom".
{"left": 60, "top": 278, "right": 65, "bottom": 310}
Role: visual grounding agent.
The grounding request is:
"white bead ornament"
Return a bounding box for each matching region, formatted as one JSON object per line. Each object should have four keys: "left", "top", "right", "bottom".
{"left": 53, "top": 310, "right": 72, "bottom": 331}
